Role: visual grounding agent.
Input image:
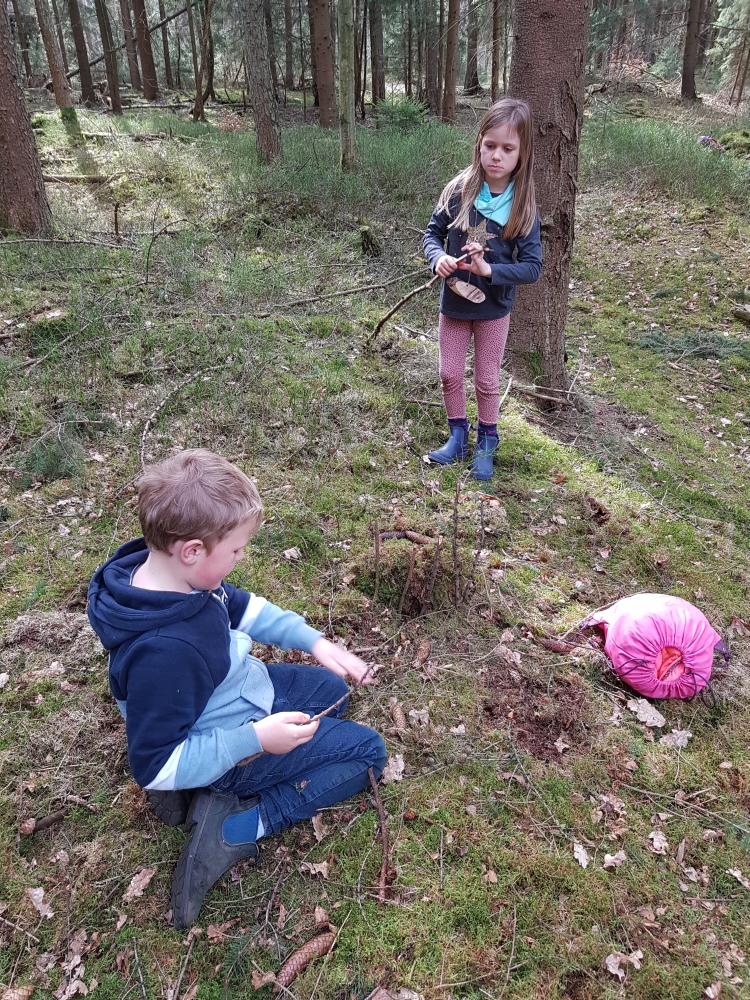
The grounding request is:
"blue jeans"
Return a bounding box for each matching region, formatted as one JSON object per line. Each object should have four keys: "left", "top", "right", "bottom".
{"left": 211, "top": 663, "right": 387, "bottom": 834}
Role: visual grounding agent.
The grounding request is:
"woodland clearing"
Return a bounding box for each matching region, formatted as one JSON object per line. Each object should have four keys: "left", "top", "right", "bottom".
{"left": 1, "top": 89, "right": 750, "bottom": 1000}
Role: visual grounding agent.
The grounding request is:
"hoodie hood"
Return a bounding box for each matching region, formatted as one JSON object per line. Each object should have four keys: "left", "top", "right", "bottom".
{"left": 87, "top": 538, "right": 212, "bottom": 650}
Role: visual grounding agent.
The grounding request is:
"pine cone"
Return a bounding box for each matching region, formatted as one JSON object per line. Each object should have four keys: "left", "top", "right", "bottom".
{"left": 273, "top": 932, "right": 336, "bottom": 991}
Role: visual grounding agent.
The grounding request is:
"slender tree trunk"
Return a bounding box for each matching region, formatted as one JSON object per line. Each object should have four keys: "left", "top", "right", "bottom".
{"left": 263, "top": 0, "right": 279, "bottom": 92}
{"left": 34, "top": 0, "right": 72, "bottom": 106}
{"left": 425, "top": 2, "right": 438, "bottom": 110}
{"left": 245, "top": 0, "right": 282, "bottom": 160}
{"left": 508, "top": 0, "right": 590, "bottom": 395}
{"left": 406, "top": 0, "right": 413, "bottom": 96}
{"left": 93, "top": 0, "right": 122, "bottom": 112}
{"left": 311, "top": 0, "right": 337, "bottom": 125}
{"left": 10, "top": 0, "right": 33, "bottom": 83}
{"left": 732, "top": 35, "right": 750, "bottom": 105}
{"left": 1, "top": 0, "right": 52, "bottom": 233}
{"left": 49, "top": 0, "right": 69, "bottom": 72}
{"left": 491, "top": 0, "right": 501, "bottom": 100}
{"left": 681, "top": 0, "right": 703, "bottom": 99}
{"left": 307, "top": 0, "right": 318, "bottom": 105}
{"left": 202, "top": 22, "right": 215, "bottom": 100}
{"left": 436, "top": 0, "right": 445, "bottom": 115}
{"left": 119, "top": 0, "right": 142, "bottom": 90}
{"left": 185, "top": 0, "right": 200, "bottom": 100}
{"left": 463, "top": 0, "right": 479, "bottom": 93}
{"left": 175, "top": 22, "right": 181, "bottom": 85}
{"left": 67, "top": 0, "right": 96, "bottom": 104}
{"left": 157, "top": 0, "right": 173, "bottom": 87}
{"left": 338, "top": 0, "right": 355, "bottom": 168}
{"left": 284, "top": 0, "right": 294, "bottom": 87}
{"left": 132, "top": 0, "right": 160, "bottom": 99}
{"left": 441, "top": 0, "right": 459, "bottom": 121}
{"left": 192, "top": 0, "right": 213, "bottom": 116}
{"left": 502, "top": 0, "right": 509, "bottom": 93}
{"left": 369, "top": 0, "right": 384, "bottom": 110}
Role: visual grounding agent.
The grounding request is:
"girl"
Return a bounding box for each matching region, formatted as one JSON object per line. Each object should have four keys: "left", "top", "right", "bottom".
{"left": 423, "top": 98, "right": 542, "bottom": 481}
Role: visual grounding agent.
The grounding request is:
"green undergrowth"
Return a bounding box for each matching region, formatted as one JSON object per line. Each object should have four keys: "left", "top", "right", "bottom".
{"left": 0, "top": 102, "right": 748, "bottom": 1000}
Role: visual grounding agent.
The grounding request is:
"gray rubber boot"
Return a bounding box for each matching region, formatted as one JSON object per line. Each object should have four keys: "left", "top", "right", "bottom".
{"left": 146, "top": 789, "right": 194, "bottom": 827}
{"left": 171, "top": 789, "right": 261, "bottom": 929}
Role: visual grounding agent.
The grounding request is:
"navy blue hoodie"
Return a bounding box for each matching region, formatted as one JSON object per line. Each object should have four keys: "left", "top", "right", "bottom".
{"left": 87, "top": 539, "right": 323, "bottom": 789}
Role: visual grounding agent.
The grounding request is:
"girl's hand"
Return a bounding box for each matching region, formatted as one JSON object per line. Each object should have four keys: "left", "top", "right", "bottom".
{"left": 458, "top": 242, "right": 492, "bottom": 278}
{"left": 435, "top": 254, "right": 459, "bottom": 278}
{"left": 255, "top": 712, "right": 320, "bottom": 753}
{"left": 311, "top": 637, "right": 376, "bottom": 685}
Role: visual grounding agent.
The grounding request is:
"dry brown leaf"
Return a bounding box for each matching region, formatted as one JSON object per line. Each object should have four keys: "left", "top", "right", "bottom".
{"left": 276, "top": 903, "right": 287, "bottom": 931}
{"left": 408, "top": 708, "right": 429, "bottom": 728}
{"left": 299, "top": 860, "right": 330, "bottom": 879}
{"left": 19, "top": 818, "right": 36, "bottom": 836}
{"left": 627, "top": 698, "right": 666, "bottom": 728}
{"left": 704, "top": 983, "right": 722, "bottom": 999}
{"left": 482, "top": 869, "right": 498, "bottom": 883}
{"left": 647, "top": 829, "right": 669, "bottom": 855}
{"left": 26, "top": 886, "right": 54, "bottom": 919}
{"left": 702, "top": 828, "right": 724, "bottom": 841}
{"left": 122, "top": 866, "right": 156, "bottom": 903}
{"left": 493, "top": 643, "right": 521, "bottom": 666}
{"left": 311, "top": 812, "right": 328, "bottom": 842}
{"left": 603, "top": 850, "right": 627, "bottom": 870}
{"left": 659, "top": 729, "right": 692, "bottom": 748}
{"left": 573, "top": 843, "right": 590, "bottom": 869}
{"left": 1, "top": 988, "right": 35, "bottom": 1000}
{"left": 251, "top": 970, "right": 277, "bottom": 990}
{"left": 381, "top": 754, "right": 405, "bottom": 783}
{"left": 314, "top": 905, "right": 329, "bottom": 930}
{"left": 181, "top": 981, "right": 199, "bottom": 1000}
{"left": 726, "top": 868, "right": 750, "bottom": 890}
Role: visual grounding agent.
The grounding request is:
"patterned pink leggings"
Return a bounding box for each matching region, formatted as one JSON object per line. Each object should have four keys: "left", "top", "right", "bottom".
{"left": 438, "top": 313, "right": 511, "bottom": 424}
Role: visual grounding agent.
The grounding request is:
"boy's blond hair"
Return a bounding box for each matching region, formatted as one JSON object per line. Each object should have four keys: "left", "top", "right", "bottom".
{"left": 138, "top": 449, "right": 263, "bottom": 553}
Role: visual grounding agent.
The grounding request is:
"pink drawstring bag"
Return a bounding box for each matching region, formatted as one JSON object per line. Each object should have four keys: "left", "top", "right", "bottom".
{"left": 580, "top": 593, "right": 728, "bottom": 700}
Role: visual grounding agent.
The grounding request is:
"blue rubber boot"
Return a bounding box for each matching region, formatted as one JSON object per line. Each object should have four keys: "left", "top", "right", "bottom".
{"left": 469, "top": 429, "right": 499, "bottom": 481}
{"left": 428, "top": 424, "right": 470, "bottom": 465}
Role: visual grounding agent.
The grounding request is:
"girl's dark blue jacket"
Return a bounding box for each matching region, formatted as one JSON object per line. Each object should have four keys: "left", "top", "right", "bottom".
{"left": 423, "top": 194, "right": 542, "bottom": 320}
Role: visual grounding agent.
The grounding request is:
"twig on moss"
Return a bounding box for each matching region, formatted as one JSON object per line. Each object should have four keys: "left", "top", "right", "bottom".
{"left": 254, "top": 270, "right": 425, "bottom": 318}
{"left": 452, "top": 480, "right": 461, "bottom": 607}
{"left": 368, "top": 767, "right": 389, "bottom": 903}
{"left": 0, "top": 914, "right": 40, "bottom": 943}
{"left": 132, "top": 938, "right": 147, "bottom": 1000}
{"left": 398, "top": 544, "right": 418, "bottom": 615}
{"left": 420, "top": 535, "right": 444, "bottom": 615}
{"left": 373, "top": 522, "right": 380, "bottom": 606}
{"left": 497, "top": 903, "right": 518, "bottom": 1000}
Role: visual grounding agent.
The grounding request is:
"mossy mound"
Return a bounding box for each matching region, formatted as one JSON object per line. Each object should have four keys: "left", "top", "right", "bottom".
{"left": 718, "top": 129, "right": 750, "bottom": 157}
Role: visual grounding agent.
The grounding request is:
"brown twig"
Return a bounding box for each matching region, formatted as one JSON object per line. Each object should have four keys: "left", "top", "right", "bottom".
{"left": 420, "top": 536, "right": 443, "bottom": 616}
{"left": 306, "top": 662, "right": 376, "bottom": 723}
{"left": 367, "top": 253, "right": 473, "bottom": 344}
{"left": 497, "top": 903, "right": 518, "bottom": 1000}
{"left": 171, "top": 934, "right": 194, "bottom": 1000}
{"left": 398, "top": 544, "right": 418, "bottom": 615}
{"left": 0, "top": 914, "right": 40, "bottom": 943}
{"left": 452, "top": 480, "right": 461, "bottom": 607}
{"left": 33, "top": 808, "right": 68, "bottom": 832}
{"left": 368, "top": 767, "right": 389, "bottom": 903}
{"left": 254, "top": 270, "right": 425, "bottom": 318}
{"left": 373, "top": 522, "right": 380, "bottom": 606}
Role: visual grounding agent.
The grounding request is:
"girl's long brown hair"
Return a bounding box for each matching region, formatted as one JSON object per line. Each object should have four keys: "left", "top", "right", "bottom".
{"left": 436, "top": 98, "right": 537, "bottom": 240}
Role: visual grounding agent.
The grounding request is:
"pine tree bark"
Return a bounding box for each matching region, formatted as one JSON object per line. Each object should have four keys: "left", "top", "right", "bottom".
{"left": 307, "top": 0, "right": 319, "bottom": 105}
{"left": 119, "top": 0, "right": 142, "bottom": 90}
{"left": 245, "top": 0, "right": 282, "bottom": 161}
{"left": 436, "top": 0, "right": 444, "bottom": 115}
{"left": 284, "top": 0, "right": 294, "bottom": 88}
{"left": 34, "top": 0, "right": 72, "bottom": 106}
{"left": 1, "top": 0, "right": 52, "bottom": 233}
{"left": 680, "top": 0, "right": 703, "bottom": 99}
{"left": 369, "top": 0, "right": 384, "bottom": 110}
{"left": 184, "top": 0, "right": 201, "bottom": 104}
{"left": 263, "top": 0, "right": 279, "bottom": 92}
{"left": 491, "top": 0, "right": 501, "bottom": 100}
{"left": 311, "top": 0, "right": 337, "bottom": 125}
{"left": 10, "top": 0, "right": 33, "bottom": 83}
{"left": 93, "top": 0, "right": 123, "bottom": 112}
{"left": 441, "top": 0, "right": 459, "bottom": 121}
{"left": 463, "top": 0, "right": 480, "bottom": 93}
{"left": 338, "top": 0, "right": 355, "bottom": 168}
{"left": 157, "top": 0, "right": 173, "bottom": 87}
{"left": 132, "top": 0, "right": 160, "bottom": 99}
{"left": 50, "top": 0, "right": 69, "bottom": 72}
{"left": 67, "top": 0, "right": 96, "bottom": 104}
{"left": 425, "top": 2, "right": 438, "bottom": 110}
{"left": 507, "top": 0, "right": 590, "bottom": 395}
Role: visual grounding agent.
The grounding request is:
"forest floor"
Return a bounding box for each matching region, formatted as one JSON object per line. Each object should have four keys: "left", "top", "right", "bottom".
{"left": 0, "top": 88, "right": 749, "bottom": 1000}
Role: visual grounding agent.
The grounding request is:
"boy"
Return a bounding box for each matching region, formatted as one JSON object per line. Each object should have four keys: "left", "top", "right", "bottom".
{"left": 88, "top": 449, "right": 386, "bottom": 928}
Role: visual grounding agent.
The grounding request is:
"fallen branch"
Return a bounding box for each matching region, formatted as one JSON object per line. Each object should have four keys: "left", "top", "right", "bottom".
{"left": 139, "top": 366, "right": 221, "bottom": 468}
{"left": 306, "top": 661, "right": 376, "bottom": 723}
{"left": 22, "top": 808, "right": 67, "bottom": 834}
{"left": 254, "top": 270, "right": 425, "bottom": 318}
{"left": 452, "top": 480, "right": 461, "bottom": 607}
{"left": 398, "top": 544, "right": 418, "bottom": 615}
{"left": 368, "top": 766, "right": 389, "bottom": 902}
{"left": 0, "top": 914, "right": 40, "bottom": 943}
{"left": 497, "top": 903, "right": 518, "bottom": 1000}
{"left": 367, "top": 253, "right": 474, "bottom": 344}
{"left": 43, "top": 174, "right": 107, "bottom": 184}
{"left": 420, "top": 535, "right": 444, "bottom": 616}
{"left": 373, "top": 522, "right": 380, "bottom": 605}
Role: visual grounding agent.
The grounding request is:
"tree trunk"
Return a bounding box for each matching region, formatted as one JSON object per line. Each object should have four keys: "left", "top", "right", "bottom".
{"left": 50, "top": 0, "right": 69, "bottom": 72}
{"left": 119, "top": 0, "right": 142, "bottom": 90}
{"left": 436, "top": 0, "right": 444, "bottom": 115}
{"left": 66, "top": 0, "right": 96, "bottom": 104}
{"left": 680, "top": 0, "right": 703, "bottom": 99}
{"left": 263, "top": 0, "right": 279, "bottom": 92}
{"left": 311, "top": 0, "right": 337, "bottom": 125}
{"left": 185, "top": 0, "right": 200, "bottom": 103}
{"left": 157, "top": 0, "right": 173, "bottom": 88}
{"left": 284, "top": 0, "right": 294, "bottom": 88}
{"left": 245, "top": 0, "right": 282, "bottom": 160}
{"left": 33, "top": 0, "right": 72, "bottom": 106}
{"left": 508, "top": 0, "right": 590, "bottom": 395}
{"left": 425, "top": 1, "right": 438, "bottom": 110}
{"left": 441, "top": 0, "right": 459, "bottom": 121}
{"left": 491, "top": 0, "right": 501, "bottom": 100}
{"left": 10, "top": 0, "right": 33, "bottom": 84}
{"left": 463, "top": 0, "right": 480, "bottom": 93}
{"left": 307, "top": 0, "right": 318, "bottom": 105}
{"left": 338, "top": 0, "right": 355, "bottom": 168}
{"left": 0, "top": 0, "right": 52, "bottom": 234}
{"left": 369, "top": 0, "right": 384, "bottom": 111}
{"left": 93, "top": 0, "right": 123, "bottom": 112}
{"left": 192, "top": 0, "right": 213, "bottom": 116}
{"left": 201, "top": 21, "right": 215, "bottom": 101}
{"left": 406, "top": 1, "right": 413, "bottom": 97}
{"left": 132, "top": 0, "right": 160, "bottom": 99}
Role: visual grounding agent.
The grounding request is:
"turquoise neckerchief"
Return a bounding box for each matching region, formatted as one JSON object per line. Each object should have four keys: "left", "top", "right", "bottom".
{"left": 473, "top": 180, "right": 515, "bottom": 226}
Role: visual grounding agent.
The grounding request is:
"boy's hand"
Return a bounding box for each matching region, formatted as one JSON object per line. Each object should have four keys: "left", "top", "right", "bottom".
{"left": 311, "top": 637, "right": 376, "bottom": 685}
{"left": 255, "top": 712, "right": 319, "bottom": 754}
